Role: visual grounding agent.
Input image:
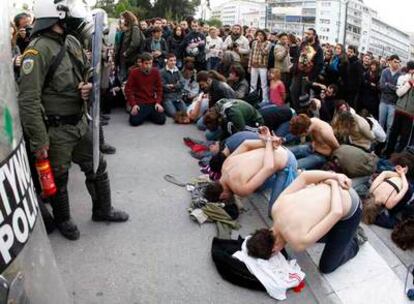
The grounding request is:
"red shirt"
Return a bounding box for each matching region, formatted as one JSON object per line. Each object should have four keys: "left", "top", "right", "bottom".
{"left": 269, "top": 80, "right": 286, "bottom": 106}
{"left": 125, "top": 68, "right": 163, "bottom": 106}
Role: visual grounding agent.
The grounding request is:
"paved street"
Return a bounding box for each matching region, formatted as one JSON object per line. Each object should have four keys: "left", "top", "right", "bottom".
{"left": 49, "top": 110, "right": 412, "bottom": 304}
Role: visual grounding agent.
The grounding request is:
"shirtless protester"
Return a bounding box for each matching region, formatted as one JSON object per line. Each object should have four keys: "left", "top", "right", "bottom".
{"left": 247, "top": 170, "right": 362, "bottom": 274}
{"left": 204, "top": 126, "right": 297, "bottom": 211}
{"left": 289, "top": 114, "right": 339, "bottom": 169}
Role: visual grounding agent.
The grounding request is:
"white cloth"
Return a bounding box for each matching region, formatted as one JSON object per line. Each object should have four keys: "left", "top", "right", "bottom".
{"left": 367, "top": 117, "right": 386, "bottom": 143}
{"left": 233, "top": 237, "right": 305, "bottom": 301}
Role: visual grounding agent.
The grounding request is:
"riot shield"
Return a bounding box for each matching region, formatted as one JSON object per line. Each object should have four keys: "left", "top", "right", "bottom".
{"left": 0, "top": 1, "right": 70, "bottom": 303}
{"left": 91, "top": 12, "right": 104, "bottom": 174}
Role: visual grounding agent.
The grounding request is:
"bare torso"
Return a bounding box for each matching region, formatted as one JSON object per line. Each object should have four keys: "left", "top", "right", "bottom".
{"left": 220, "top": 147, "right": 288, "bottom": 195}
{"left": 371, "top": 174, "right": 402, "bottom": 207}
{"left": 271, "top": 183, "right": 352, "bottom": 249}
{"left": 310, "top": 119, "right": 337, "bottom": 156}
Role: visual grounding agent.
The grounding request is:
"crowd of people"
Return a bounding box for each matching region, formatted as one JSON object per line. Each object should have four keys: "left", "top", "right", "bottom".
{"left": 11, "top": 5, "right": 414, "bottom": 277}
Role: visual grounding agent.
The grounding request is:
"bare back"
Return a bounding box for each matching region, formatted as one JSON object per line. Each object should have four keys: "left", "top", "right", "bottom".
{"left": 221, "top": 147, "right": 288, "bottom": 195}
{"left": 310, "top": 118, "right": 339, "bottom": 156}
{"left": 272, "top": 183, "right": 352, "bottom": 249}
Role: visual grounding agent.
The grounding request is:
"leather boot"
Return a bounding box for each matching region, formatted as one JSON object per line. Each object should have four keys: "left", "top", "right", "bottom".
{"left": 100, "top": 143, "right": 116, "bottom": 154}
{"left": 50, "top": 173, "right": 80, "bottom": 240}
{"left": 87, "top": 172, "right": 129, "bottom": 222}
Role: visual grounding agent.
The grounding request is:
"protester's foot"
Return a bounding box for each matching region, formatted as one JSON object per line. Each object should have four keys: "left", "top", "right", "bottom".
{"left": 92, "top": 207, "right": 129, "bottom": 222}
{"left": 100, "top": 143, "right": 116, "bottom": 154}
{"left": 56, "top": 220, "right": 80, "bottom": 240}
{"left": 356, "top": 226, "right": 368, "bottom": 246}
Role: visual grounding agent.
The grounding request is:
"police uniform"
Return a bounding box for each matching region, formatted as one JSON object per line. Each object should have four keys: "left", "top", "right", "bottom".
{"left": 18, "top": 29, "right": 128, "bottom": 240}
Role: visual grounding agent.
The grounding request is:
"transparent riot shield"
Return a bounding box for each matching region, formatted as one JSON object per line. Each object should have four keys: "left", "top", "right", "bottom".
{"left": 0, "top": 1, "right": 70, "bottom": 303}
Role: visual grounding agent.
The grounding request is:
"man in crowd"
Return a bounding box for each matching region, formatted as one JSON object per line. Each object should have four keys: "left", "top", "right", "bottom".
{"left": 160, "top": 54, "right": 186, "bottom": 117}
{"left": 379, "top": 54, "right": 401, "bottom": 135}
{"left": 180, "top": 20, "right": 206, "bottom": 71}
{"left": 14, "top": 12, "right": 32, "bottom": 52}
{"left": 125, "top": 53, "right": 166, "bottom": 126}
{"left": 227, "top": 63, "right": 249, "bottom": 99}
{"left": 222, "top": 24, "right": 251, "bottom": 69}
{"left": 18, "top": 0, "right": 129, "bottom": 240}
{"left": 273, "top": 32, "right": 291, "bottom": 92}
{"left": 289, "top": 114, "right": 339, "bottom": 169}
{"left": 143, "top": 26, "right": 168, "bottom": 69}
{"left": 344, "top": 45, "right": 363, "bottom": 109}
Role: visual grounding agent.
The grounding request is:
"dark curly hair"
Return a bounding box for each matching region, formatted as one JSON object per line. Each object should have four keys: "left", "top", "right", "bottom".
{"left": 390, "top": 152, "right": 414, "bottom": 179}
{"left": 246, "top": 228, "right": 275, "bottom": 260}
{"left": 204, "top": 181, "right": 224, "bottom": 202}
{"left": 392, "top": 218, "right": 414, "bottom": 250}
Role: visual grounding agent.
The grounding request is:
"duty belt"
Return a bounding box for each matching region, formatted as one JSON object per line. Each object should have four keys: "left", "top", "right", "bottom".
{"left": 45, "top": 114, "right": 83, "bottom": 127}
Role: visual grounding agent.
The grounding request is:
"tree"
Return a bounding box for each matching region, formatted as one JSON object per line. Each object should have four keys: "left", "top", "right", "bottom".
{"left": 152, "top": 0, "right": 200, "bottom": 20}
{"left": 206, "top": 18, "right": 222, "bottom": 28}
{"left": 96, "top": 0, "right": 116, "bottom": 17}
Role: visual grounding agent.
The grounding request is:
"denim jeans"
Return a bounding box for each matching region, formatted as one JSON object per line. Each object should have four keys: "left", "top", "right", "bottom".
{"left": 288, "top": 144, "right": 327, "bottom": 170}
{"left": 196, "top": 116, "right": 207, "bottom": 131}
{"left": 318, "top": 204, "right": 362, "bottom": 274}
{"left": 275, "top": 121, "right": 298, "bottom": 145}
{"left": 162, "top": 99, "right": 187, "bottom": 117}
{"left": 205, "top": 128, "right": 222, "bottom": 141}
{"left": 207, "top": 57, "right": 221, "bottom": 70}
{"left": 378, "top": 102, "right": 395, "bottom": 135}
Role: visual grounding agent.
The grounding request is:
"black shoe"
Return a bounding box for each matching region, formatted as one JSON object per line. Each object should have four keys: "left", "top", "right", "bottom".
{"left": 101, "top": 114, "right": 111, "bottom": 121}
{"left": 92, "top": 207, "right": 129, "bottom": 222}
{"left": 56, "top": 219, "right": 80, "bottom": 240}
{"left": 100, "top": 143, "right": 116, "bottom": 154}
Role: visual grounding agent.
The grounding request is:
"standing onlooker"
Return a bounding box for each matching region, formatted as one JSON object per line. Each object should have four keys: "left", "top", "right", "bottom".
{"left": 379, "top": 54, "right": 401, "bottom": 135}
{"left": 13, "top": 13, "right": 31, "bottom": 53}
{"left": 139, "top": 20, "right": 151, "bottom": 38}
{"left": 118, "top": 11, "right": 145, "bottom": 81}
{"left": 359, "top": 60, "right": 380, "bottom": 117}
{"left": 383, "top": 61, "right": 414, "bottom": 156}
{"left": 10, "top": 22, "right": 22, "bottom": 80}
{"left": 205, "top": 27, "right": 223, "bottom": 70}
{"left": 125, "top": 53, "right": 166, "bottom": 126}
{"left": 179, "top": 20, "right": 206, "bottom": 71}
{"left": 222, "top": 24, "right": 251, "bottom": 69}
{"left": 344, "top": 45, "right": 363, "bottom": 109}
{"left": 273, "top": 32, "right": 291, "bottom": 95}
{"left": 290, "top": 28, "right": 324, "bottom": 110}
{"left": 249, "top": 30, "right": 271, "bottom": 103}
{"left": 167, "top": 26, "right": 185, "bottom": 69}
{"left": 143, "top": 26, "right": 168, "bottom": 69}
{"left": 179, "top": 20, "right": 189, "bottom": 36}
{"left": 160, "top": 54, "right": 186, "bottom": 117}
{"left": 268, "top": 68, "right": 286, "bottom": 106}
{"left": 328, "top": 44, "right": 348, "bottom": 89}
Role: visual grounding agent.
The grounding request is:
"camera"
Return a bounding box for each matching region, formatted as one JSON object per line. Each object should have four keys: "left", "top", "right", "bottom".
{"left": 25, "top": 26, "right": 32, "bottom": 37}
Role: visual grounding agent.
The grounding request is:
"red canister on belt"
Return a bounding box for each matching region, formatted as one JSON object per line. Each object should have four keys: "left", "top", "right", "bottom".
{"left": 35, "top": 159, "right": 57, "bottom": 197}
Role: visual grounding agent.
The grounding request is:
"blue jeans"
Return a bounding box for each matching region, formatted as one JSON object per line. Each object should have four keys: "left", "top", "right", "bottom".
{"left": 129, "top": 104, "right": 166, "bottom": 126}
{"left": 268, "top": 150, "right": 298, "bottom": 212}
{"left": 162, "top": 99, "right": 187, "bottom": 117}
{"left": 288, "top": 144, "right": 327, "bottom": 170}
{"left": 318, "top": 202, "right": 362, "bottom": 274}
{"left": 378, "top": 102, "right": 395, "bottom": 135}
{"left": 196, "top": 116, "right": 207, "bottom": 131}
{"left": 205, "top": 128, "right": 222, "bottom": 141}
{"left": 207, "top": 57, "right": 221, "bottom": 70}
{"left": 275, "top": 121, "right": 298, "bottom": 145}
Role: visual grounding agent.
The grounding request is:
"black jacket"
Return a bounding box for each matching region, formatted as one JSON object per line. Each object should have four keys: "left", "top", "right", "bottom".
{"left": 209, "top": 79, "right": 236, "bottom": 107}
{"left": 345, "top": 56, "right": 363, "bottom": 95}
{"left": 179, "top": 31, "right": 206, "bottom": 62}
{"left": 143, "top": 37, "right": 169, "bottom": 68}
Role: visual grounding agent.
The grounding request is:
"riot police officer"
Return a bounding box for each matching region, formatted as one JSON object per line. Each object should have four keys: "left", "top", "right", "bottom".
{"left": 18, "top": 0, "right": 129, "bottom": 240}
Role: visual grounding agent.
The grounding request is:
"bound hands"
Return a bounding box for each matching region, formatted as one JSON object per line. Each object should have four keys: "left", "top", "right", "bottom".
{"left": 324, "top": 173, "right": 352, "bottom": 190}
{"left": 258, "top": 126, "right": 282, "bottom": 148}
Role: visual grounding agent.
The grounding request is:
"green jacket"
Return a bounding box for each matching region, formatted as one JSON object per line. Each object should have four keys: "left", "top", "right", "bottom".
{"left": 122, "top": 25, "right": 144, "bottom": 66}
{"left": 215, "top": 99, "right": 264, "bottom": 138}
{"left": 18, "top": 31, "right": 88, "bottom": 152}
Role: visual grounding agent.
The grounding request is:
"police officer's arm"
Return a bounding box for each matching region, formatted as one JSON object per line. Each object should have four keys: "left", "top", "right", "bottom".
{"left": 18, "top": 48, "right": 51, "bottom": 154}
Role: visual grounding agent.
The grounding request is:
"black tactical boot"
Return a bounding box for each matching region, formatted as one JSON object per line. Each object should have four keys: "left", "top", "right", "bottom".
{"left": 87, "top": 171, "right": 129, "bottom": 222}
{"left": 100, "top": 143, "right": 116, "bottom": 154}
{"left": 50, "top": 174, "right": 80, "bottom": 240}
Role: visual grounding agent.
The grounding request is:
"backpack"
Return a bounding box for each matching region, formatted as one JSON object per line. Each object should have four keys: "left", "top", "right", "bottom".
{"left": 332, "top": 144, "right": 378, "bottom": 178}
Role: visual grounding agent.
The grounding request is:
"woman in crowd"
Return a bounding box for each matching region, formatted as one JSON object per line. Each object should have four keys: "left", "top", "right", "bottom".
{"left": 359, "top": 60, "right": 380, "bottom": 117}
{"left": 327, "top": 44, "right": 348, "bottom": 89}
{"left": 268, "top": 68, "right": 286, "bottom": 107}
{"left": 118, "top": 11, "right": 144, "bottom": 81}
{"left": 168, "top": 26, "right": 185, "bottom": 69}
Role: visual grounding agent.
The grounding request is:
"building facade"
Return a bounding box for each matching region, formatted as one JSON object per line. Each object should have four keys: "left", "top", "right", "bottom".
{"left": 211, "top": 0, "right": 266, "bottom": 28}
{"left": 267, "top": 0, "right": 410, "bottom": 61}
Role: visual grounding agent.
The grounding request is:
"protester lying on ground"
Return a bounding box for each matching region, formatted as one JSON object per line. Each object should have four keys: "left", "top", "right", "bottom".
{"left": 331, "top": 111, "right": 375, "bottom": 151}
{"left": 203, "top": 99, "right": 264, "bottom": 140}
{"left": 247, "top": 170, "right": 363, "bottom": 274}
{"left": 362, "top": 166, "right": 411, "bottom": 228}
{"left": 259, "top": 104, "right": 297, "bottom": 144}
{"left": 204, "top": 126, "right": 297, "bottom": 212}
{"left": 125, "top": 52, "right": 166, "bottom": 126}
{"left": 289, "top": 114, "right": 339, "bottom": 170}
{"left": 186, "top": 93, "right": 209, "bottom": 124}
{"left": 359, "top": 109, "right": 386, "bottom": 144}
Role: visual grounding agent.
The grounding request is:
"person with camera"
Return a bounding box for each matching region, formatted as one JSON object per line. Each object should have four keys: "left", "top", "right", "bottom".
{"left": 222, "top": 24, "right": 250, "bottom": 69}
{"left": 205, "top": 26, "right": 223, "bottom": 70}
{"left": 14, "top": 12, "right": 32, "bottom": 53}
